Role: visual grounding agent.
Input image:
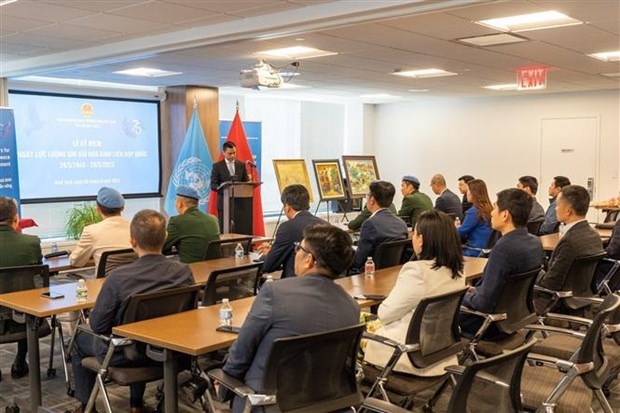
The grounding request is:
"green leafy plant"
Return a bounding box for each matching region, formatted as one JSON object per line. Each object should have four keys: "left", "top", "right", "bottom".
{"left": 65, "top": 203, "right": 102, "bottom": 240}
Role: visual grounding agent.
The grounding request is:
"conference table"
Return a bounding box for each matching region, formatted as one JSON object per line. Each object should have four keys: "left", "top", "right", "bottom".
{"left": 539, "top": 227, "right": 612, "bottom": 252}
{"left": 113, "top": 256, "right": 487, "bottom": 413}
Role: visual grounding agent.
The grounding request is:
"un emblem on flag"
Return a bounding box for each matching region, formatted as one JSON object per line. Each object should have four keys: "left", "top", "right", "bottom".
{"left": 171, "top": 157, "right": 211, "bottom": 206}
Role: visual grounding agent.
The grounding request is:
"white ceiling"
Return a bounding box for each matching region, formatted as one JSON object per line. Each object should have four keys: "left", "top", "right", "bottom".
{"left": 1, "top": 0, "right": 619, "bottom": 102}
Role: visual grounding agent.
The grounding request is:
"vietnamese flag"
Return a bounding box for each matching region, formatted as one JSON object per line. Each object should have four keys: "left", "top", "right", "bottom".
{"left": 208, "top": 107, "right": 265, "bottom": 236}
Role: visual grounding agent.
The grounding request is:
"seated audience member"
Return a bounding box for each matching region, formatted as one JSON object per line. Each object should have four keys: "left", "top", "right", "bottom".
{"left": 517, "top": 176, "right": 545, "bottom": 224}
{"left": 69, "top": 187, "right": 131, "bottom": 269}
{"left": 458, "top": 175, "right": 475, "bottom": 214}
{"left": 163, "top": 185, "right": 219, "bottom": 263}
{"left": 595, "top": 218, "right": 620, "bottom": 291}
{"left": 71, "top": 209, "right": 195, "bottom": 413}
{"left": 364, "top": 210, "right": 465, "bottom": 375}
{"left": 347, "top": 202, "right": 397, "bottom": 231}
{"left": 0, "top": 196, "right": 42, "bottom": 379}
{"left": 430, "top": 173, "right": 463, "bottom": 221}
{"left": 398, "top": 175, "right": 433, "bottom": 227}
{"left": 535, "top": 185, "right": 605, "bottom": 312}
{"left": 222, "top": 224, "right": 360, "bottom": 413}
{"left": 539, "top": 176, "right": 571, "bottom": 235}
{"left": 352, "top": 181, "right": 408, "bottom": 273}
{"left": 460, "top": 188, "right": 543, "bottom": 340}
{"left": 261, "top": 184, "right": 326, "bottom": 278}
{"left": 458, "top": 179, "right": 493, "bottom": 256}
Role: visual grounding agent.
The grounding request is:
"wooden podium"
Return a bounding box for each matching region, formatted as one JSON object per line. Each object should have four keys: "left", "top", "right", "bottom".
{"left": 218, "top": 181, "right": 262, "bottom": 234}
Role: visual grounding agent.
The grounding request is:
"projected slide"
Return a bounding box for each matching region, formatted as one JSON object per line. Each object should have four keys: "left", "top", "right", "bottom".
{"left": 9, "top": 92, "right": 160, "bottom": 201}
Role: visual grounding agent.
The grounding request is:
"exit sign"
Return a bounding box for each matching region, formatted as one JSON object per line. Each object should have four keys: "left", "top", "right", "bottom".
{"left": 517, "top": 66, "right": 548, "bottom": 90}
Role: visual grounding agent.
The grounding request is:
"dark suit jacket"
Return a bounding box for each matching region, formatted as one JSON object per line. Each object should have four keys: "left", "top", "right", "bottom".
{"left": 460, "top": 228, "right": 542, "bottom": 339}
{"left": 352, "top": 208, "right": 408, "bottom": 272}
{"left": 435, "top": 189, "right": 463, "bottom": 220}
{"left": 538, "top": 220, "right": 605, "bottom": 291}
{"left": 262, "top": 211, "right": 326, "bottom": 278}
{"left": 222, "top": 274, "right": 359, "bottom": 413}
{"left": 210, "top": 159, "right": 250, "bottom": 210}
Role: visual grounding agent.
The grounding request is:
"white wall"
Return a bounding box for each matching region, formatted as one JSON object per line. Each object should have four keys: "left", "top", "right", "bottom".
{"left": 372, "top": 90, "right": 620, "bottom": 219}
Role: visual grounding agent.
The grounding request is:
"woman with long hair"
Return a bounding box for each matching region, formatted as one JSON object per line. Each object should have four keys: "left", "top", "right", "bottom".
{"left": 458, "top": 178, "right": 493, "bottom": 256}
{"left": 363, "top": 210, "right": 465, "bottom": 376}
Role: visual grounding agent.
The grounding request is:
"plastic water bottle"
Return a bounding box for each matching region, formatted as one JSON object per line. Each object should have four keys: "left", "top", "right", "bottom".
{"left": 364, "top": 257, "right": 375, "bottom": 277}
{"left": 51, "top": 242, "right": 58, "bottom": 253}
{"left": 454, "top": 217, "right": 461, "bottom": 228}
{"left": 219, "top": 298, "right": 233, "bottom": 327}
{"left": 234, "top": 243, "right": 244, "bottom": 260}
{"left": 265, "top": 274, "right": 274, "bottom": 283}
{"left": 76, "top": 279, "right": 88, "bottom": 302}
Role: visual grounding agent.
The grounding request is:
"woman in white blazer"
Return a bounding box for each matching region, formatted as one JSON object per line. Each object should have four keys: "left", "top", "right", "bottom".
{"left": 364, "top": 210, "right": 466, "bottom": 376}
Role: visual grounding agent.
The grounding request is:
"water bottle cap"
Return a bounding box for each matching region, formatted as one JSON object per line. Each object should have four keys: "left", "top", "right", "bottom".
{"left": 367, "top": 257, "right": 372, "bottom": 260}
{"left": 222, "top": 298, "right": 229, "bottom": 303}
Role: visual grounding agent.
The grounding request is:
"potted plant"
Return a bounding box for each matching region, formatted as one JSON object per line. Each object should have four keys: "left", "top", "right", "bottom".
{"left": 65, "top": 203, "right": 102, "bottom": 240}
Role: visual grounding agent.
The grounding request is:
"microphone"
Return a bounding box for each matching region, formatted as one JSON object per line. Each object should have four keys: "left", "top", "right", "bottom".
{"left": 246, "top": 160, "right": 257, "bottom": 168}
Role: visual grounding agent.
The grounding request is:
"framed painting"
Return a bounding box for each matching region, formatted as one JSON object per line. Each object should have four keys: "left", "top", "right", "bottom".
{"left": 272, "top": 159, "right": 314, "bottom": 202}
{"left": 342, "top": 155, "right": 380, "bottom": 198}
{"left": 311, "top": 159, "right": 346, "bottom": 201}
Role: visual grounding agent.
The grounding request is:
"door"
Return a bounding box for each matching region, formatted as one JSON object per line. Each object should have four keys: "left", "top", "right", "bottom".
{"left": 540, "top": 116, "right": 599, "bottom": 222}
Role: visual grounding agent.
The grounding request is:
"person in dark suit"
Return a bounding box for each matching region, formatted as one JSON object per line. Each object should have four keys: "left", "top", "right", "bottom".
{"left": 594, "top": 218, "right": 620, "bottom": 291}
{"left": 210, "top": 141, "right": 249, "bottom": 231}
{"left": 261, "top": 184, "right": 326, "bottom": 278}
{"left": 351, "top": 180, "right": 408, "bottom": 273}
{"left": 517, "top": 175, "right": 545, "bottom": 224}
{"left": 535, "top": 185, "right": 605, "bottom": 312}
{"left": 0, "top": 196, "right": 42, "bottom": 380}
{"left": 458, "top": 175, "right": 475, "bottom": 214}
{"left": 223, "top": 224, "right": 360, "bottom": 413}
{"left": 163, "top": 185, "right": 220, "bottom": 263}
{"left": 430, "top": 173, "right": 463, "bottom": 221}
{"left": 460, "top": 188, "right": 543, "bottom": 340}
{"left": 71, "top": 210, "right": 195, "bottom": 413}
{"left": 539, "top": 176, "right": 571, "bottom": 235}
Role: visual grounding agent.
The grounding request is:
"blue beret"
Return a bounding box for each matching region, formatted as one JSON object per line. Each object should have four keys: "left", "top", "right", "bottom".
{"left": 97, "top": 187, "right": 125, "bottom": 209}
{"left": 402, "top": 175, "right": 420, "bottom": 186}
{"left": 176, "top": 185, "right": 200, "bottom": 200}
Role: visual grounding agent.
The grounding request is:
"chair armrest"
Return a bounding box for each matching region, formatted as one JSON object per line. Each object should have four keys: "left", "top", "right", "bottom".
{"left": 363, "top": 332, "right": 420, "bottom": 353}
{"left": 460, "top": 306, "right": 507, "bottom": 322}
{"left": 544, "top": 312, "right": 593, "bottom": 327}
{"left": 527, "top": 352, "right": 578, "bottom": 373}
{"left": 146, "top": 345, "right": 165, "bottom": 362}
{"left": 207, "top": 368, "right": 256, "bottom": 398}
{"left": 524, "top": 324, "right": 586, "bottom": 339}
{"left": 11, "top": 310, "right": 25, "bottom": 324}
{"left": 444, "top": 365, "right": 466, "bottom": 376}
{"left": 363, "top": 397, "right": 410, "bottom": 413}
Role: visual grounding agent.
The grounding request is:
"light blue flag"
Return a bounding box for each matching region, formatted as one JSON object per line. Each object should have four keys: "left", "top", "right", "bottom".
{"left": 164, "top": 110, "right": 213, "bottom": 216}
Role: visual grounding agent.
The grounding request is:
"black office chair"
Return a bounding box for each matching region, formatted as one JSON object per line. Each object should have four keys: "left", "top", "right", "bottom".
{"left": 95, "top": 248, "right": 138, "bottom": 278}
{"left": 361, "top": 287, "right": 469, "bottom": 410}
{"left": 526, "top": 219, "right": 545, "bottom": 235}
{"left": 459, "top": 267, "right": 541, "bottom": 362}
{"left": 521, "top": 293, "right": 620, "bottom": 413}
{"left": 373, "top": 238, "right": 410, "bottom": 269}
{"left": 595, "top": 258, "right": 620, "bottom": 295}
{"left": 204, "top": 237, "right": 253, "bottom": 260}
{"left": 0, "top": 264, "right": 58, "bottom": 382}
{"left": 74, "top": 284, "right": 202, "bottom": 413}
{"left": 202, "top": 262, "right": 263, "bottom": 305}
{"left": 362, "top": 339, "right": 536, "bottom": 413}
{"left": 208, "top": 323, "right": 365, "bottom": 412}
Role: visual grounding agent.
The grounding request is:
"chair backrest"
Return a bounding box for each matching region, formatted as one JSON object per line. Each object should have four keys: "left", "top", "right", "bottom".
{"left": 447, "top": 338, "right": 536, "bottom": 413}
{"left": 576, "top": 293, "right": 620, "bottom": 390}
{"left": 526, "top": 220, "right": 544, "bottom": 235}
{"left": 406, "top": 286, "right": 469, "bottom": 368}
{"left": 121, "top": 284, "right": 201, "bottom": 360}
{"left": 0, "top": 264, "right": 50, "bottom": 319}
{"left": 202, "top": 262, "right": 263, "bottom": 306}
{"left": 486, "top": 230, "right": 502, "bottom": 249}
{"left": 596, "top": 258, "right": 620, "bottom": 295}
{"left": 262, "top": 324, "right": 365, "bottom": 412}
{"left": 493, "top": 267, "right": 541, "bottom": 335}
{"left": 96, "top": 248, "right": 138, "bottom": 278}
{"left": 373, "top": 238, "right": 410, "bottom": 270}
{"left": 562, "top": 251, "right": 607, "bottom": 309}
{"left": 204, "top": 237, "right": 253, "bottom": 260}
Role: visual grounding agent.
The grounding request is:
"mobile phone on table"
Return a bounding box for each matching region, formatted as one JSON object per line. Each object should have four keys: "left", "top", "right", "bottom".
{"left": 353, "top": 293, "right": 386, "bottom": 301}
{"left": 41, "top": 291, "right": 65, "bottom": 299}
{"left": 216, "top": 325, "right": 241, "bottom": 334}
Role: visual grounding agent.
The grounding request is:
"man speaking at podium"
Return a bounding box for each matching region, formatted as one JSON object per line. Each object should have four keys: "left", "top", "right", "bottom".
{"left": 210, "top": 141, "right": 249, "bottom": 231}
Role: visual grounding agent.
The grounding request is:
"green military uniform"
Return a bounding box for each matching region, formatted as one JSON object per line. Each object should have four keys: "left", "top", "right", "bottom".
{"left": 398, "top": 191, "right": 433, "bottom": 228}
{"left": 163, "top": 207, "right": 220, "bottom": 263}
{"left": 348, "top": 203, "right": 398, "bottom": 231}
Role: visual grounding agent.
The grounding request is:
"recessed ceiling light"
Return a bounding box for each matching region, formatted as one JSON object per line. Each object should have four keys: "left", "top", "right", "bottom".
{"left": 114, "top": 68, "right": 182, "bottom": 77}
{"left": 601, "top": 72, "right": 620, "bottom": 78}
{"left": 477, "top": 11, "right": 582, "bottom": 32}
{"left": 256, "top": 46, "right": 337, "bottom": 60}
{"left": 272, "top": 83, "right": 308, "bottom": 90}
{"left": 457, "top": 33, "right": 528, "bottom": 47}
{"left": 279, "top": 71, "right": 301, "bottom": 77}
{"left": 588, "top": 51, "right": 620, "bottom": 62}
{"left": 408, "top": 89, "right": 429, "bottom": 93}
{"left": 483, "top": 84, "right": 519, "bottom": 91}
{"left": 392, "top": 69, "right": 457, "bottom": 79}
{"left": 13, "top": 76, "right": 160, "bottom": 92}
{"left": 0, "top": 0, "right": 19, "bottom": 6}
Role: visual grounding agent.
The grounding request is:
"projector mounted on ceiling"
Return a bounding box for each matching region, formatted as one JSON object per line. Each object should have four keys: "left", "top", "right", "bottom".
{"left": 240, "top": 59, "right": 283, "bottom": 89}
